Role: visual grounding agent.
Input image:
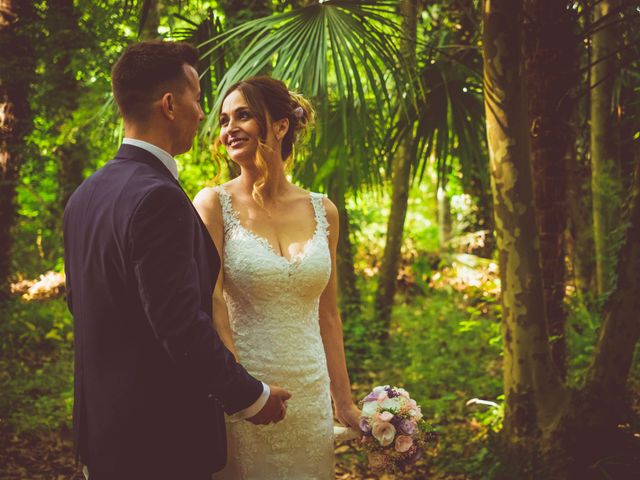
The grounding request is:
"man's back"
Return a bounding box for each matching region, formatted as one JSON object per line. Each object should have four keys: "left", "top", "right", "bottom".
{"left": 64, "top": 144, "right": 227, "bottom": 478}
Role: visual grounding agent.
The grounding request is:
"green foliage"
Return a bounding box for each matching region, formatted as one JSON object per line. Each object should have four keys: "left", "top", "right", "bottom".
{"left": 387, "top": 289, "right": 502, "bottom": 419}
{"left": 0, "top": 298, "right": 72, "bottom": 356}
{"left": 565, "top": 294, "right": 599, "bottom": 388}
{"left": 0, "top": 298, "right": 73, "bottom": 433}
{"left": 0, "top": 348, "right": 73, "bottom": 433}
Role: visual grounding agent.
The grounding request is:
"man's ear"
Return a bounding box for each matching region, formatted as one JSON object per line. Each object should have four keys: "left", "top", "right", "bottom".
{"left": 160, "top": 93, "right": 176, "bottom": 120}
{"left": 273, "top": 118, "right": 290, "bottom": 141}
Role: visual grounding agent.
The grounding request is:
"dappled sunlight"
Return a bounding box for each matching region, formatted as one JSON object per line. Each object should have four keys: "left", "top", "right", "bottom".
{"left": 10, "top": 271, "right": 65, "bottom": 301}
{"left": 430, "top": 253, "right": 500, "bottom": 296}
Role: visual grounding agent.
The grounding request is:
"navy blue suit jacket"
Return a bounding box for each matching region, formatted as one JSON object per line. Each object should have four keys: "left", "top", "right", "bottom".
{"left": 63, "top": 144, "right": 262, "bottom": 479}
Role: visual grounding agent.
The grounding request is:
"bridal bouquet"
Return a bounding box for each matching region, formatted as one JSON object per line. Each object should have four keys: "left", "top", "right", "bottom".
{"left": 358, "top": 385, "right": 432, "bottom": 472}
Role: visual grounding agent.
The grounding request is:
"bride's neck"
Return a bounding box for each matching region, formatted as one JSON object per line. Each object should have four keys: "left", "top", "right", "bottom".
{"left": 238, "top": 157, "right": 289, "bottom": 202}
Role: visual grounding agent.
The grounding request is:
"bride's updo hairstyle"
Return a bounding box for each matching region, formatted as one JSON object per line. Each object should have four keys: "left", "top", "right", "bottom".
{"left": 217, "top": 75, "right": 314, "bottom": 207}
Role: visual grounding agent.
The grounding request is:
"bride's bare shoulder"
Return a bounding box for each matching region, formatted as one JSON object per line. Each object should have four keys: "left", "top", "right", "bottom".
{"left": 193, "top": 185, "right": 227, "bottom": 222}
{"left": 194, "top": 186, "right": 218, "bottom": 207}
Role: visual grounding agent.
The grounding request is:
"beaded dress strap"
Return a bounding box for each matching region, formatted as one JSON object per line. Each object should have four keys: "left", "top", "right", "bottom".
{"left": 212, "top": 185, "right": 239, "bottom": 234}
{"left": 309, "top": 192, "right": 330, "bottom": 238}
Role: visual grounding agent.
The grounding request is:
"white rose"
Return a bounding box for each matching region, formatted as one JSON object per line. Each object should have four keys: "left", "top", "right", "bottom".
{"left": 379, "top": 397, "right": 401, "bottom": 411}
{"left": 362, "top": 400, "right": 379, "bottom": 417}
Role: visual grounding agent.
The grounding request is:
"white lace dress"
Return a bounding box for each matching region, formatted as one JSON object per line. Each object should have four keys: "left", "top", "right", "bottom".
{"left": 213, "top": 186, "right": 335, "bottom": 480}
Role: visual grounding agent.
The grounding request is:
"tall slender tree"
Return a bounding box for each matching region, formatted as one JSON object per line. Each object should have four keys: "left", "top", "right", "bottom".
{"left": 591, "top": 0, "right": 623, "bottom": 296}
{"left": 0, "top": 0, "right": 37, "bottom": 298}
{"left": 43, "top": 0, "right": 88, "bottom": 208}
{"left": 373, "top": 0, "right": 418, "bottom": 342}
{"left": 567, "top": 95, "right": 596, "bottom": 300}
{"left": 328, "top": 179, "right": 361, "bottom": 318}
{"left": 139, "top": 0, "right": 162, "bottom": 40}
{"left": 523, "top": 0, "right": 579, "bottom": 377}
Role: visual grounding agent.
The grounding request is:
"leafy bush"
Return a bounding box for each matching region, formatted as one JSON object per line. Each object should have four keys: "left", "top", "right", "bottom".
{"left": 0, "top": 298, "right": 73, "bottom": 433}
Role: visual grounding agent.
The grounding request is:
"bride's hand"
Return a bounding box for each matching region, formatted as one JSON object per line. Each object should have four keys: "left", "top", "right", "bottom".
{"left": 335, "top": 402, "right": 361, "bottom": 430}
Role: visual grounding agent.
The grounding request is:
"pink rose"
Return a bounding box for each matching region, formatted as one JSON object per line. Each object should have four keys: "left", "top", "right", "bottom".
{"left": 395, "top": 435, "right": 413, "bottom": 453}
{"left": 377, "top": 390, "right": 389, "bottom": 402}
{"left": 379, "top": 411, "right": 394, "bottom": 422}
{"left": 372, "top": 421, "right": 396, "bottom": 447}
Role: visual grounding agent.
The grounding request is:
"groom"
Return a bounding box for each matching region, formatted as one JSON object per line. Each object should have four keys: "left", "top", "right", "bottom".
{"left": 63, "top": 41, "right": 290, "bottom": 480}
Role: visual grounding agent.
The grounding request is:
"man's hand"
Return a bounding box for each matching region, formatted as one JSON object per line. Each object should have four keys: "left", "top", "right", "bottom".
{"left": 247, "top": 385, "right": 291, "bottom": 425}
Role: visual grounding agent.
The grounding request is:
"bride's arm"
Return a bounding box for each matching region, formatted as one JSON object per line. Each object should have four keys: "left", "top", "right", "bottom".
{"left": 318, "top": 197, "right": 361, "bottom": 429}
{"left": 193, "top": 188, "right": 240, "bottom": 361}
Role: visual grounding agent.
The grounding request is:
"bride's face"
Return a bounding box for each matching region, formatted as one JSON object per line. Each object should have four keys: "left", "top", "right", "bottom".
{"left": 219, "top": 90, "right": 262, "bottom": 165}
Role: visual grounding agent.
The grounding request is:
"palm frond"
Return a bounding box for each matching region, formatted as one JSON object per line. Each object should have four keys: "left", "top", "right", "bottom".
{"left": 196, "top": 0, "right": 409, "bottom": 192}
{"left": 384, "top": 25, "right": 487, "bottom": 192}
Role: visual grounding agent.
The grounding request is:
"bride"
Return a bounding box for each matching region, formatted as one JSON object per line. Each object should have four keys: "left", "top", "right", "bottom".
{"left": 194, "top": 76, "right": 361, "bottom": 479}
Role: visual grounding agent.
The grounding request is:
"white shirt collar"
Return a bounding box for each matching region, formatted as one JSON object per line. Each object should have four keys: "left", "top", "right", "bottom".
{"left": 122, "top": 138, "right": 179, "bottom": 180}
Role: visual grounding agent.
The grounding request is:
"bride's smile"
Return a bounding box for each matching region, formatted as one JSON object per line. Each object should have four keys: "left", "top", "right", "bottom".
{"left": 218, "top": 91, "right": 264, "bottom": 163}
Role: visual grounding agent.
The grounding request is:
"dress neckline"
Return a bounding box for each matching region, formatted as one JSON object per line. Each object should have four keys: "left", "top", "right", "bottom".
{"left": 218, "top": 185, "right": 322, "bottom": 264}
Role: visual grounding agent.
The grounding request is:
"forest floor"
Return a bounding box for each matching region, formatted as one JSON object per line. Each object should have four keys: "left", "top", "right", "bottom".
{"left": 1, "top": 255, "right": 638, "bottom": 479}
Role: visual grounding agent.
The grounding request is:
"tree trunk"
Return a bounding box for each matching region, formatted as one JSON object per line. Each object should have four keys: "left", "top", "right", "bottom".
{"left": 373, "top": 0, "right": 418, "bottom": 342}
{"left": 590, "top": 0, "right": 622, "bottom": 296}
{"left": 483, "top": 0, "right": 568, "bottom": 469}
{"left": 437, "top": 185, "right": 452, "bottom": 253}
{"left": 483, "top": 1, "right": 639, "bottom": 476}
{"left": 139, "top": 0, "right": 161, "bottom": 40}
{"left": 567, "top": 98, "right": 596, "bottom": 300}
{"left": 549, "top": 148, "right": 640, "bottom": 480}
{"left": 46, "top": 0, "right": 86, "bottom": 208}
{"left": 328, "top": 181, "right": 361, "bottom": 320}
{"left": 466, "top": 171, "right": 496, "bottom": 258}
{"left": 523, "top": 0, "right": 578, "bottom": 378}
{"left": 585, "top": 154, "right": 640, "bottom": 414}
{"left": 0, "top": 0, "right": 37, "bottom": 299}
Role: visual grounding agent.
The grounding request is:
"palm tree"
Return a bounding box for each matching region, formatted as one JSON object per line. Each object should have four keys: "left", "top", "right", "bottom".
{"left": 373, "top": 0, "right": 418, "bottom": 342}
{"left": 194, "top": 0, "right": 489, "bottom": 334}
{"left": 374, "top": 0, "right": 488, "bottom": 341}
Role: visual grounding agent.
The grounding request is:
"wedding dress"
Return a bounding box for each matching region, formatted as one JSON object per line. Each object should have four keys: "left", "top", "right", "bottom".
{"left": 213, "top": 186, "right": 335, "bottom": 480}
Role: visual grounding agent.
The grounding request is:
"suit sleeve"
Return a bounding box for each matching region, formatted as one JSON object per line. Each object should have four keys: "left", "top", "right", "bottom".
{"left": 129, "top": 185, "right": 262, "bottom": 414}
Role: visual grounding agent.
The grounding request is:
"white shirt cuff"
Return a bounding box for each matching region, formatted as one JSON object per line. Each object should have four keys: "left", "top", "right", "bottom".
{"left": 228, "top": 382, "right": 270, "bottom": 422}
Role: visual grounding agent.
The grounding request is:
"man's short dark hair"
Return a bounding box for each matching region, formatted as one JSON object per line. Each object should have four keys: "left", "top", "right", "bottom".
{"left": 111, "top": 40, "right": 199, "bottom": 122}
